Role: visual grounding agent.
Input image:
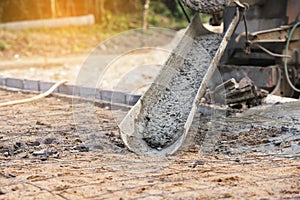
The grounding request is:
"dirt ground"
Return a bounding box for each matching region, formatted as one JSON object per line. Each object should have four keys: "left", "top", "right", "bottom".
{"left": 0, "top": 89, "right": 299, "bottom": 200}
{"left": 0, "top": 26, "right": 299, "bottom": 199}
{"left": 0, "top": 27, "right": 179, "bottom": 94}
{"left": 0, "top": 25, "right": 215, "bottom": 93}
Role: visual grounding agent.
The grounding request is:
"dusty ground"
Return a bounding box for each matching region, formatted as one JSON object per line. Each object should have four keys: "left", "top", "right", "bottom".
{"left": 0, "top": 25, "right": 299, "bottom": 199}
{"left": 0, "top": 27, "right": 179, "bottom": 94}
{"left": 0, "top": 25, "right": 217, "bottom": 93}
{"left": 0, "top": 89, "right": 299, "bottom": 199}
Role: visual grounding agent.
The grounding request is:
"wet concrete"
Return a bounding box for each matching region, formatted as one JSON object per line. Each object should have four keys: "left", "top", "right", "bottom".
{"left": 195, "top": 101, "right": 300, "bottom": 157}
{"left": 138, "top": 34, "right": 224, "bottom": 149}
{"left": 183, "top": 0, "right": 229, "bottom": 14}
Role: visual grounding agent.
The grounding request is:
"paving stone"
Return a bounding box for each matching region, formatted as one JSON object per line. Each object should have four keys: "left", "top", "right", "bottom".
{"left": 58, "top": 84, "right": 74, "bottom": 96}
{"left": 24, "top": 79, "right": 40, "bottom": 91}
{"left": 6, "top": 78, "right": 24, "bottom": 89}
{"left": 101, "top": 90, "right": 126, "bottom": 104}
{"left": 40, "top": 81, "right": 58, "bottom": 93}
{"left": 0, "top": 77, "right": 5, "bottom": 86}
{"left": 79, "top": 86, "right": 96, "bottom": 99}
{"left": 125, "top": 94, "right": 141, "bottom": 106}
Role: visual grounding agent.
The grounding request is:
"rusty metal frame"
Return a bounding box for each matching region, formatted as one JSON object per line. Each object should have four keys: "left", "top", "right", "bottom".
{"left": 236, "top": 25, "right": 300, "bottom": 43}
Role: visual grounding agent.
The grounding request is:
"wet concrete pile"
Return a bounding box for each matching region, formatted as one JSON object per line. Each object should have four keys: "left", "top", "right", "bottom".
{"left": 197, "top": 101, "right": 300, "bottom": 156}
{"left": 138, "top": 34, "right": 224, "bottom": 150}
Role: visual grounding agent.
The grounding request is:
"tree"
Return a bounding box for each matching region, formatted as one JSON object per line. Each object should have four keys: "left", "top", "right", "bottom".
{"left": 142, "top": 0, "right": 151, "bottom": 29}
{"left": 50, "top": 0, "right": 56, "bottom": 18}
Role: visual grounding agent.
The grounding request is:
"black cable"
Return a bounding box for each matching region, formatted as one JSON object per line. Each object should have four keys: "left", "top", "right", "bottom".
{"left": 177, "top": 0, "right": 190, "bottom": 23}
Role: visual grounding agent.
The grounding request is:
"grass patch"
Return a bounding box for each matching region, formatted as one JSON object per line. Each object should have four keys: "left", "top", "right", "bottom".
{"left": 0, "top": 40, "right": 10, "bottom": 51}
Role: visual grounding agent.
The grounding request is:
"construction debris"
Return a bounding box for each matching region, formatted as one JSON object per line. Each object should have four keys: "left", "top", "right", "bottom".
{"left": 206, "top": 77, "right": 269, "bottom": 108}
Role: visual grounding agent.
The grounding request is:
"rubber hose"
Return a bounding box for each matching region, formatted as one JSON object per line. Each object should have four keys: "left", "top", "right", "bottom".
{"left": 284, "top": 22, "right": 300, "bottom": 93}
{"left": 0, "top": 80, "right": 67, "bottom": 107}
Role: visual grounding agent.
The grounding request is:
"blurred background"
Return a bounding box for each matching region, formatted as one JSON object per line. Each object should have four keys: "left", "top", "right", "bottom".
{"left": 0, "top": 0, "right": 208, "bottom": 87}
{"left": 0, "top": 0, "right": 204, "bottom": 60}
{"left": 0, "top": 0, "right": 192, "bottom": 28}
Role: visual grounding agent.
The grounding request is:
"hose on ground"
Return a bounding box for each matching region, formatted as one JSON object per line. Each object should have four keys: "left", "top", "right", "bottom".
{"left": 0, "top": 80, "right": 67, "bottom": 107}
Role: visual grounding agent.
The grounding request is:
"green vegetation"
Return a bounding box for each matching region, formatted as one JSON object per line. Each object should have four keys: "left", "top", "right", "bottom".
{"left": 0, "top": 0, "right": 213, "bottom": 57}
{"left": 0, "top": 0, "right": 199, "bottom": 31}
{"left": 0, "top": 39, "right": 10, "bottom": 51}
